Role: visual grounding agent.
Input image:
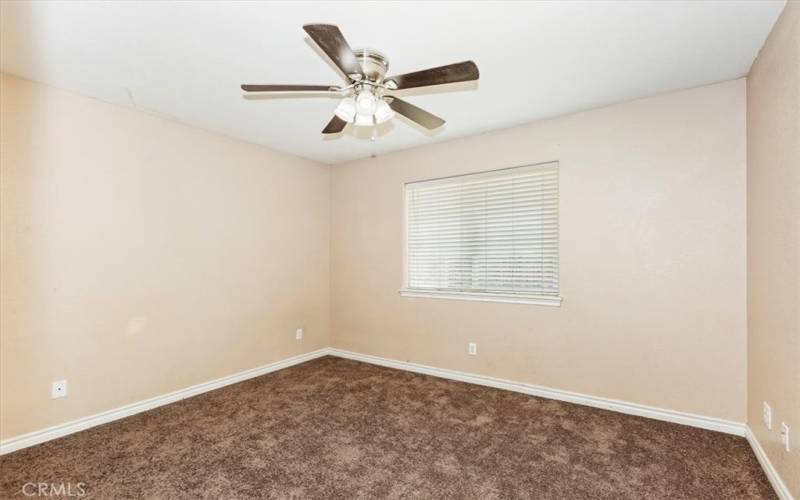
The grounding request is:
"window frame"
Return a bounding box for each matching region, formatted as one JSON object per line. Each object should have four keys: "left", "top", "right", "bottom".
{"left": 400, "top": 161, "right": 562, "bottom": 307}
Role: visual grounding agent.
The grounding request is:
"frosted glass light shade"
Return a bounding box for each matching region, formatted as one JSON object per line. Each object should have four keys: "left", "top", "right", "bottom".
{"left": 374, "top": 100, "right": 395, "bottom": 124}
{"left": 339, "top": 93, "right": 394, "bottom": 128}
{"left": 334, "top": 97, "right": 356, "bottom": 123}
{"left": 354, "top": 113, "right": 374, "bottom": 127}
{"left": 355, "top": 91, "right": 378, "bottom": 115}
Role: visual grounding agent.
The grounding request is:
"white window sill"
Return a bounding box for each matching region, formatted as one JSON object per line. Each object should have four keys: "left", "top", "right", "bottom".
{"left": 399, "top": 289, "right": 562, "bottom": 307}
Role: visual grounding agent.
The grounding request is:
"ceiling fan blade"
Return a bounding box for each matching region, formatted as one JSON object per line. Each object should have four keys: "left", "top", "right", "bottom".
{"left": 241, "top": 84, "right": 337, "bottom": 92}
{"left": 322, "top": 115, "right": 347, "bottom": 134}
{"left": 303, "top": 24, "right": 364, "bottom": 80}
{"left": 385, "top": 61, "right": 479, "bottom": 90}
{"left": 386, "top": 97, "right": 445, "bottom": 130}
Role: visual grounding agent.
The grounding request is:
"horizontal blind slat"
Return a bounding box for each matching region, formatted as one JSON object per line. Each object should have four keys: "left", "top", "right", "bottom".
{"left": 406, "top": 163, "right": 559, "bottom": 297}
{"left": 408, "top": 184, "right": 559, "bottom": 204}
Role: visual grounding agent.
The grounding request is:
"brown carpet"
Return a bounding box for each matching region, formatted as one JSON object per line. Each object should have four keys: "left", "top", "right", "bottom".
{"left": 0, "top": 356, "right": 774, "bottom": 499}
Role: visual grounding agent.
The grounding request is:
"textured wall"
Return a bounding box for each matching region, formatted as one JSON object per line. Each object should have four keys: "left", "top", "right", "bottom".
{"left": 746, "top": 2, "right": 800, "bottom": 496}
{"left": 0, "top": 74, "right": 331, "bottom": 439}
{"left": 331, "top": 80, "right": 748, "bottom": 422}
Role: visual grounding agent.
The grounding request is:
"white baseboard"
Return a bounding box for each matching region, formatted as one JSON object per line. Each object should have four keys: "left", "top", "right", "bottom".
{"left": 327, "top": 348, "right": 747, "bottom": 436}
{"left": 746, "top": 426, "right": 795, "bottom": 500}
{"left": 0, "top": 348, "right": 329, "bottom": 456}
{"left": 0, "top": 346, "right": 749, "bottom": 457}
{"left": 5, "top": 346, "right": 786, "bottom": 498}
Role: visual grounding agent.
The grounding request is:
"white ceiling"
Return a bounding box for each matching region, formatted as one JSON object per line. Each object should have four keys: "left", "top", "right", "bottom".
{"left": 0, "top": 1, "right": 785, "bottom": 164}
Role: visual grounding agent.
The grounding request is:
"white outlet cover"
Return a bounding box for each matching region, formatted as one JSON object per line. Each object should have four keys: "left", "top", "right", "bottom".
{"left": 51, "top": 380, "right": 67, "bottom": 399}
{"left": 295, "top": 328, "right": 303, "bottom": 340}
{"left": 780, "top": 423, "right": 790, "bottom": 452}
{"left": 763, "top": 402, "right": 772, "bottom": 430}
{"left": 468, "top": 343, "right": 477, "bottom": 356}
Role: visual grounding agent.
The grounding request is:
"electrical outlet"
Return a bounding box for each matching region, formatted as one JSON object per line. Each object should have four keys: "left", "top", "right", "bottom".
{"left": 295, "top": 328, "right": 303, "bottom": 341}
{"left": 51, "top": 380, "right": 67, "bottom": 399}
{"left": 780, "top": 423, "right": 790, "bottom": 452}
{"left": 468, "top": 342, "right": 477, "bottom": 356}
{"left": 763, "top": 402, "right": 772, "bottom": 430}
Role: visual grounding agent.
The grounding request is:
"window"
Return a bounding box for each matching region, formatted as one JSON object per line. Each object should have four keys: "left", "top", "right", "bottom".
{"left": 401, "top": 162, "right": 560, "bottom": 306}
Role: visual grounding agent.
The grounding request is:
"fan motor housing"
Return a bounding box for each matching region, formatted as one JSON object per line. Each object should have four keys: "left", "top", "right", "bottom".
{"left": 354, "top": 48, "right": 389, "bottom": 83}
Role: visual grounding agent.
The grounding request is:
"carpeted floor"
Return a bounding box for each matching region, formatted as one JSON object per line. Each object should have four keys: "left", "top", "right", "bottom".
{"left": 0, "top": 356, "right": 775, "bottom": 499}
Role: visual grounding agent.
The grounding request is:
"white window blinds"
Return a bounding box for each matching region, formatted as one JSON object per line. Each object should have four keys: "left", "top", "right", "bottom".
{"left": 404, "top": 162, "right": 560, "bottom": 305}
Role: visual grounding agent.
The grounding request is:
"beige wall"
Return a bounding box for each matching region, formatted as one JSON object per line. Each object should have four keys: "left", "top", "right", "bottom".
{"left": 747, "top": 2, "right": 800, "bottom": 496}
{"left": 0, "top": 74, "right": 330, "bottom": 440}
{"left": 331, "top": 79, "right": 748, "bottom": 422}
{"left": 0, "top": 68, "right": 760, "bottom": 446}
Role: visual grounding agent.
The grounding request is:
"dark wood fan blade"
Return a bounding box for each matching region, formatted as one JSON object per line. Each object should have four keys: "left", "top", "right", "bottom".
{"left": 241, "top": 84, "right": 337, "bottom": 92}
{"left": 303, "top": 24, "right": 364, "bottom": 80}
{"left": 385, "top": 61, "right": 479, "bottom": 90}
{"left": 322, "top": 115, "right": 347, "bottom": 134}
{"left": 386, "top": 97, "right": 445, "bottom": 129}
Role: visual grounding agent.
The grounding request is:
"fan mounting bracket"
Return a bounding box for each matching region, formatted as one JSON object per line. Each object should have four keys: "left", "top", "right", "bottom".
{"left": 353, "top": 48, "right": 389, "bottom": 83}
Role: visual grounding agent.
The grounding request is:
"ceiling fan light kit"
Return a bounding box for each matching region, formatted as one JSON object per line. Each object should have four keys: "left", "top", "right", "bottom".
{"left": 335, "top": 87, "right": 395, "bottom": 125}
{"left": 241, "top": 24, "right": 479, "bottom": 136}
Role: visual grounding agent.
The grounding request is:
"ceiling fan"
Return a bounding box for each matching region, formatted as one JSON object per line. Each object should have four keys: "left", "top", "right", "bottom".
{"left": 241, "top": 24, "right": 479, "bottom": 135}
